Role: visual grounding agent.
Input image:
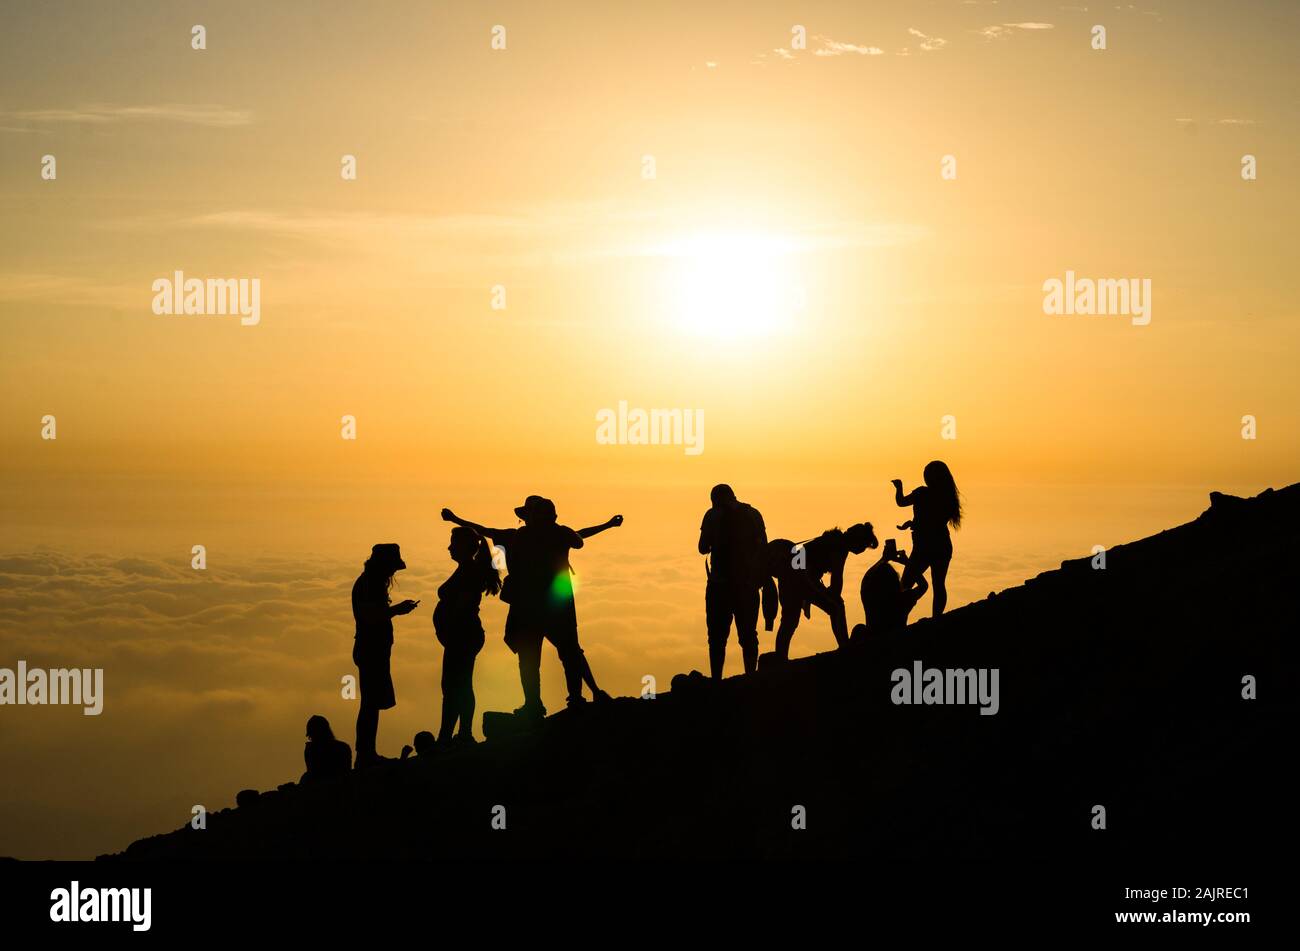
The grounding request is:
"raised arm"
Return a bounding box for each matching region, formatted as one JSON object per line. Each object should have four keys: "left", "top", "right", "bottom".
{"left": 441, "top": 508, "right": 509, "bottom": 540}
{"left": 892, "top": 479, "right": 916, "bottom": 507}
{"left": 577, "top": 515, "right": 623, "bottom": 539}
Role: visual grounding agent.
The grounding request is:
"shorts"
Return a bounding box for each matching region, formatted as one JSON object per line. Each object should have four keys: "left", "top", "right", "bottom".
{"left": 352, "top": 638, "right": 396, "bottom": 711}
{"left": 705, "top": 580, "right": 760, "bottom": 649}
{"left": 504, "top": 598, "right": 578, "bottom": 656}
{"left": 908, "top": 534, "right": 953, "bottom": 574}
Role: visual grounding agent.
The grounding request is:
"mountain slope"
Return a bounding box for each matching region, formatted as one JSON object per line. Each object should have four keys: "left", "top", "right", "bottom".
{"left": 104, "top": 486, "right": 1293, "bottom": 864}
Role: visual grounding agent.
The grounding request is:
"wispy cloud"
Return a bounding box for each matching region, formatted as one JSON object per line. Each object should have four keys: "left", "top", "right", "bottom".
{"left": 813, "top": 38, "right": 886, "bottom": 57}
{"left": 761, "top": 30, "right": 936, "bottom": 62}
{"left": 907, "top": 28, "right": 949, "bottom": 52}
{"left": 976, "top": 22, "right": 1056, "bottom": 39}
{"left": 0, "top": 104, "right": 252, "bottom": 129}
{"left": 1175, "top": 117, "right": 1257, "bottom": 126}
{"left": 135, "top": 207, "right": 928, "bottom": 258}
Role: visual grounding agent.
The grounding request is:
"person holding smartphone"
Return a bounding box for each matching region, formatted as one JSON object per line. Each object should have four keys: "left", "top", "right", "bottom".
{"left": 351, "top": 543, "right": 419, "bottom": 767}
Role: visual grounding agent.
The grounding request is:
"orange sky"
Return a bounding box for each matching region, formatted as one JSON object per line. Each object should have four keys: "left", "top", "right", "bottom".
{"left": 1, "top": 0, "right": 1297, "bottom": 859}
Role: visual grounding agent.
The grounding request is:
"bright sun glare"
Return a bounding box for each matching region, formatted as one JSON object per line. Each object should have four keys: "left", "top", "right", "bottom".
{"left": 662, "top": 231, "right": 806, "bottom": 339}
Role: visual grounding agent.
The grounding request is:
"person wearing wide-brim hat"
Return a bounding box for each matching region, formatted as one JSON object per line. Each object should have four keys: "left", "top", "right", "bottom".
{"left": 514, "top": 495, "right": 557, "bottom": 522}
{"left": 351, "top": 543, "right": 419, "bottom": 767}
{"left": 442, "top": 497, "right": 623, "bottom": 718}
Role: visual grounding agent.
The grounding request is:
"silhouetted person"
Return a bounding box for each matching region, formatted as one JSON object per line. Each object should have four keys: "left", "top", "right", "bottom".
{"left": 699, "top": 484, "right": 771, "bottom": 678}
{"left": 401, "top": 730, "right": 438, "bottom": 761}
{"left": 443, "top": 498, "right": 619, "bottom": 717}
{"left": 433, "top": 526, "right": 501, "bottom": 745}
{"left": 893, "top": 461, "right": 962, "bottom": 617}
{"left": 351, "top": 543, "right": 419, "bottom": 767}
{"left": 301, "top": 715, "right": 351, "bottom": 784}
{"left": 857, "top": 539, "right": 927, "bottom": 638}
{"left": 765, "top": 523, "right": 877, "bottom": 660}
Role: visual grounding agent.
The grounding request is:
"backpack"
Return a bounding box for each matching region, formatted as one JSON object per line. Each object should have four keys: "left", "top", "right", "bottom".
{"left": 729, "top": 503, "right": 769, "bottom": 588}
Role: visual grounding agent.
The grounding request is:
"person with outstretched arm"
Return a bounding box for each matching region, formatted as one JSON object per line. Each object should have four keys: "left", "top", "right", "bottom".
{"left": 442, "top": 499, "right": 621, "bottom": 716}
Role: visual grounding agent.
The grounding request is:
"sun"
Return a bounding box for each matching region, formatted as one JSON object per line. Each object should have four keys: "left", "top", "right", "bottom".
{"left": 661, "top": 231, "right": 806, "bottom": 339}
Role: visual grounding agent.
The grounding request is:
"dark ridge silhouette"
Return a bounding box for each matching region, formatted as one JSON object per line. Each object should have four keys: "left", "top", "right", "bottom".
{"left": 99, "top": 486, "right": 1290, "bottom": 863}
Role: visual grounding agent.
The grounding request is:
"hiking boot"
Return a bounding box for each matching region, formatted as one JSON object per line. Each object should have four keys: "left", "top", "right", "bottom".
{"left": 566, "top": 695, "right": 589, "bottom": 709}
{"left": 514, "top": 701, "right": 547, "bottom": 721}
{"left": 593, "top": 688, "right": 614, "bottom": 705}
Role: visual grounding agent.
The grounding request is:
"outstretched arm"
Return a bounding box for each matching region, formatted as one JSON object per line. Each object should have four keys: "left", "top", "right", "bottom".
{"left": 578, "top": 515, "right": 623, "bottom": 539}
{"left": 441, "top": 508, "right": 508, "bottom": 540}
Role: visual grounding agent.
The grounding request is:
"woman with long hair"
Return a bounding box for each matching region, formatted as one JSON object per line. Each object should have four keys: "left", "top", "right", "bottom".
{"left": 351, "top": 543, "right": 419, "bottom": 767}
{"left": 433, "top": 526, "right": 500, "bottom": 745}
{"left": 301, "top": 714, "right": 351, "bottom": 783}
{"left": 892, "top": 461, "right": 962, "bottom": 617}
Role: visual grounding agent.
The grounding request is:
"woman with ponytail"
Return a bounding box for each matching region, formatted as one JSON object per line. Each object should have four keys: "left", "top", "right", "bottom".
{"left": 433, "top": 526, "right": 501, "bottom": 746}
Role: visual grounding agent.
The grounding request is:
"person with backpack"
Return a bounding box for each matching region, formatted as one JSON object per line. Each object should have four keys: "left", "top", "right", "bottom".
{"left": 698, "top": 484, "right": 773, "bottom": 679}
{"left": 764, "top": 522, "right": 877, "bottom": 661}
